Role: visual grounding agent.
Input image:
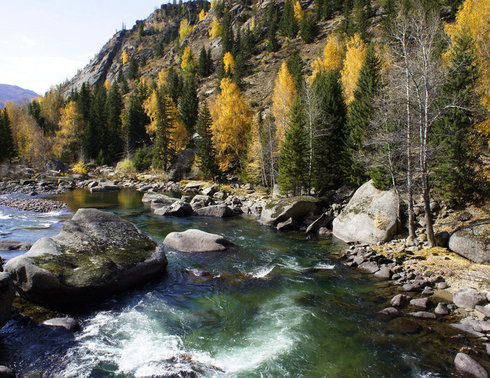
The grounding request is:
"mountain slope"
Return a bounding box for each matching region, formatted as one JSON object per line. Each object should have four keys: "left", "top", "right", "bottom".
{"left": 0, "top": 84, "right": 38, "bottom": 108}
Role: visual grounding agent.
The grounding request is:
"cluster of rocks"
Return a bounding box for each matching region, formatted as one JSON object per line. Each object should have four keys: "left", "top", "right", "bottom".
{"left": 342, "top": 244, "right": 489, "bottom": 376}
{"left": 141, "top": 182, "right": 267, "bottom": 218}
{"left": 0, "top": 198, "right": 67, "bottom": 213}
{"left": 0, "top": 179, "right": 64, "bottom": 196}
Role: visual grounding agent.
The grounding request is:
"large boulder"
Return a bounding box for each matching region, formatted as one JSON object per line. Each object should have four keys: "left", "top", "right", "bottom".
{"left": 454, "top": 353, "right": 488, "bottom": 378}
{"left": 0, "top": 273, "right": 15, "bottom": 329}
{"left": 4, "top": 209, "right": 167, "bottom": 306}
{"left": 449, "top": 220, "right": 489, "bottom": 264}
{"left": 142, "top": 192, "right": 178, "bottom": 205}
{"left": 190, "top": 195, "right": 214, "bottom": 210}
{"left": 260, "top": 196, "right": 320, "bottom": 227}
{"left": 332, "top": 180, "right": 399, "bottom": 244}
{"left": 453, "top": 288, "right": 487, "bottom": 310}
{"left": 163, "top": 229, "right": 234, "bottom": 252}
{"left": 167, "top": 148, "right": 196, "bottom": 182}
{"left": 154, "top": 201, "right": 193, "bottom": 217}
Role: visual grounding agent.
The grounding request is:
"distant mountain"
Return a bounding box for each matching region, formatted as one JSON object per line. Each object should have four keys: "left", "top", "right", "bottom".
{"left": 0, "top": 84, "right": 38, "bottom": 108}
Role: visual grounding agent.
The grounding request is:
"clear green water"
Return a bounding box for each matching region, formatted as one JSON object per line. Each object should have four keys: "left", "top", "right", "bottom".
{"left": 0, "top": 190, "right": 459, "bottom": 377}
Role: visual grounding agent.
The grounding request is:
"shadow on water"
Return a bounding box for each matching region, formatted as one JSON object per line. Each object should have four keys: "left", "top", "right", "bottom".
{"left": 0, "top": 189, "right": 461, "bottom": 377}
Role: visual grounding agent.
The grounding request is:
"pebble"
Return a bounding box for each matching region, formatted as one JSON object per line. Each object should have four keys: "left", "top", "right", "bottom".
{"left": 434, "top": 303, "right": 449, "bottom": 315}
{"left": 409, "top": 311, "right": 436, "bottom": 319}
{"left": 410, "top": 297, "right": 429, "bottom": 310}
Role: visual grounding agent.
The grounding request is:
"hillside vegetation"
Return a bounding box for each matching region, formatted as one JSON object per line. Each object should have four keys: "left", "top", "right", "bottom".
{"left": 1, "top": 0, "right": 488, "bottom": 246}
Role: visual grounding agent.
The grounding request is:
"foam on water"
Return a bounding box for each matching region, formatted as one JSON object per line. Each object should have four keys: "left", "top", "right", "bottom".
{"left": 314, "top": 262, "right": 335, "bottom": 270}
{"left": 250, "top": 265, "right": 275, "bottom": 278}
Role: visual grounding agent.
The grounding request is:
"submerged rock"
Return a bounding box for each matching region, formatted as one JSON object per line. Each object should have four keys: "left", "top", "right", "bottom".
{"left": 454, "top": 353, "right": 488, "bottom": 378}
{"left": 332, "top": 180, "right": 399, "bottom": 244}
{"left": 163, "top": 229, "right": 234, "bottom": 253}
{"left": 0, "top": 273, "right": 15, "bottom": 329}
{"left": 5, "top": 208, "right": 167, "bottom": 306}
{"left": 449, "top": 220, "right": 489, "bottom": 264}
{"left": 0, "top": 240, "right": 32, "bottom": 251}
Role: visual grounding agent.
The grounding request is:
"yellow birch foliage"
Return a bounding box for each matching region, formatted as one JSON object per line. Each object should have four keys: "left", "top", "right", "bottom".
{"left": 340, "top": 33, "right": 367, "bottom": 105}
{"left": 54, "top": 101, "right": 83, "bottom": 161}
{"left": 294, "top": 0, "right": 304, "bottom": 22}
{"left": 445, "top": 0, "right": 490, "bottom": 141}
{"left": 104, "top": 80, "right": 111, "bottom": 91}
{"left": 311, "top": 33, "right": 345, "bottom": 81}
{"left": 143, "top": 90, "right": 189, "bottom": 149}
{"left": 122, "top": 50, "right": 129, "bottom": 65}
{"left": 158, "top": 67, "right": 168, "bottom": 88}
{"left": 179, "top": 19, "right": 193, "bottom": 41}
{"left": 246, "top": 115, "right": 263, "bottom": 182}
{"left": 5, "top": 101, "right": 45, "bottom": 165}
{"left": 209, "top": 18, "right": 222, "bottom": 40}
{"left": 272, "top": 62, "right": 297, "bottom": 150}
{"left": 210, "top": 78, "right": 253, "bottom": 172}
{"left": 223, "top": 52, "right": 236, "bottom": 73}
{"left": 211, "top": 0, "right": 217, "bottom": 7}
{"left": 199, "top": 9, "right": 208, "bottom": 21}
{"left": 143, "top": 90, "right": 160, "bottom": 136}
{"left": 181, "top": 46, "right": 196, "bottom": 77}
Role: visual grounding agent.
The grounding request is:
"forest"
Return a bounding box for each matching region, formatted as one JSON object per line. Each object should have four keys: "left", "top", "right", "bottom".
{"left": 0, "top": 0, "right": 488, "bottom": 246}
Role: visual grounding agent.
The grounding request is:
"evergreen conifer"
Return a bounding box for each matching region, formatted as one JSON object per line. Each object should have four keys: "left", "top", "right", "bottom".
{"left": 196, "top": 104, "right": 219, "bottom": 179}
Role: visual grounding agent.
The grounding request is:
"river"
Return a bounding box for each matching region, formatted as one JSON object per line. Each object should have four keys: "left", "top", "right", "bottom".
{"left": 0, "top": 189, "right": 456, "bottom": 377}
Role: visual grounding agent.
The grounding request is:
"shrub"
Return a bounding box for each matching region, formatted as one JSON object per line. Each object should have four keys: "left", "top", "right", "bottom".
{"left": 116, "top": 158, "right": 136, "bottom": 174}
{"left": 73, "top": 161, "right": 89, "bottom": 175}
{"left": 369, "top": 167, "right": 391, "bottom": 190}
{"left": 133, "top": 148, "right": 152, "bottom": 172}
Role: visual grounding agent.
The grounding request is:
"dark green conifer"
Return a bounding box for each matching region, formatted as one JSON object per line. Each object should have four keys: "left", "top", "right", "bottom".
{"left": 105, "top": 82, "right": 124, "bottom": 163}
{"left": 432, "top": 33, "right": 480, "bottom": 207}
{"left": 278, "top": 100, "right": 308, "bottom": 195}
{"left": 279, "top": 0, "right": 298, "bottom": 39}
{"left": 198, "top": 47, "right": 212, "bottom": 77}
{"left": 221, "top": 9, "right": 234, "bottom": 54}
{"left": 345, "top": 43, "right": 381, "bottom": 186}
{"left": 0, "top": 109, "right": 16, "bottom": 162}
{"left": 179, "top": 76, "right": 199, "bottom": 134}
{"left": 85, "top": 84, "right": 107, "bottom": 161}
{"left": 300, "top": 16, "right": 318, "bottom": 43}
{"left": 311, "top": 70, "right": 347, "bottom": 192}
{"left": 128, "top": 57, "right": 139, "bottom": 80}
{"left": 167, "top": 67, "right": 183, "bottom": 106}
{"left": 196, "top": 104, "right": 219, "bottom": 179}
{"left": 152, "top": 93, "right": 175, "bottom": 170}
{"left": 127, "top": 84, "right": 150, "bottom": 152}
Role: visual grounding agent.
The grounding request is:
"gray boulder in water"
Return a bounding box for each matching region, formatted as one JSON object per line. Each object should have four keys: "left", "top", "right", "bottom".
{"left": 332, "top": 180, "right": 399, "bottom": 244}
{"left": 163, "top": 229, "right": 234, "bottom": 252}
{"left": 0, "top": 272, "right": 15, "bottom": 329}
{"left": 4, "top": 208, "right": 167, "bottom": 306}
{"left": 259, "top": 196, "right": 320, "bottom": 227}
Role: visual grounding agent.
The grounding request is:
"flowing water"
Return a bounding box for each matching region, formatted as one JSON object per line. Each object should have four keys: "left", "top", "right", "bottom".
{"left": 0, "top": 190, "right": 458, "bottom": 377}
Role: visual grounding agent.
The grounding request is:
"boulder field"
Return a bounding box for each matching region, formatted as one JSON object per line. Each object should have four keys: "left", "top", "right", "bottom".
{"left": 5, "top": 208, "right": 167, "bottom": 306}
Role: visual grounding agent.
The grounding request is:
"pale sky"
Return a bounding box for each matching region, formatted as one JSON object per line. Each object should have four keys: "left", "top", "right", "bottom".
{"left": 0, "top": 0, "right": 165, "bottom": 95}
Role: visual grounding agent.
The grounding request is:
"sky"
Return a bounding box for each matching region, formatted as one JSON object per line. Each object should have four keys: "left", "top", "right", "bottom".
{"left": 0, "top": 0, "right": 165, "bottom": 95}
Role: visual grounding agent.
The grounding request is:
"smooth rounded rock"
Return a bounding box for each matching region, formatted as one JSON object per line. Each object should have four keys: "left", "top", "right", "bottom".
{"left": 163, "top": 229, "right": 234, "bottom": 253}
{"left": 434, "top": 303, "right": 449, "bottom": 315}
{"left": 0, "top": 365, "right": 15, "bottom": 378}
{"left": 43, "top": 317, "right": 81, "bottom": 332}
{"left": 454, "top": 353, "right": 488, "bottom": 378}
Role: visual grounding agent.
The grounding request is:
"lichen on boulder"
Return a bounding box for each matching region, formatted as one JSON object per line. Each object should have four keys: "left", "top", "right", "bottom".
{"left": 5, "top": 208, "right": 167, "bottom": 306}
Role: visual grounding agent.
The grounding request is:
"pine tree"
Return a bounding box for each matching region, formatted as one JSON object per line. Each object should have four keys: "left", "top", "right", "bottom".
{"left": 198, "top": 46, "right": 211, "bottom": 77}
{"left": 287, "top": 50, "right": 304, "bottom": 92}
{"left": 196, "top": 104, "right": 219, "bottom": 179}
{"left": 85, "top": 84, "right": 107, "bottom": 161}
{"left": 277, "top": 100, "right": 308, "bottom": 195}
{"left": 221, "top": 9, "right": 234, "bottom": 54}
{"left": 105, "top": 83, "right": 124, "bottom": 164}
{"left": 266, "top": 4, "right": 280, "bottom": 52}
{"left": 0, "top": 109, "right": 16, "bottom": 162}
{"left": 311, "top": 70, "right": 347, "bottom": 192}
{"left": 280, "top": 0, "right": 299, "bottom": 39}
{"left": 345, "top": 43, "right": 381, "bottom": 186}
{"left": 432, "top": 33, "right": 479, "bottom": 207}
{"left": 167, "top": 67, "right": 183, "bottom": 106}
{"left": 128, "top": 57, "right": 139, "bottom": 80}
{"left": 126, "top": 83, "right": 150, "bottom": 152}
{"left": 300, "top": 16, "right": 318, "bottom": 43}
{"left": 179, "top": 76, "right": 199, "bottom": 134}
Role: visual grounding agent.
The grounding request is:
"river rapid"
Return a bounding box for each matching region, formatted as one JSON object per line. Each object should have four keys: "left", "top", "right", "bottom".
{"left": 0, "top": 190, "right": 457, "bottom": 377}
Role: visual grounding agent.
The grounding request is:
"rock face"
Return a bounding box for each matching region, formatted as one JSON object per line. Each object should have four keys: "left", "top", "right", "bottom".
{"left": 4, "top": 209, "right": 167, "bottom": 306}
{"left": 449, "top": 220, "right": 489, "bottom": 264}
{"left": 0, "top": 273, "right": 15, "bottom": 329}
{"left": 163, "top": 229, "right": 234, "bottom": 252}
{"left": 260, "top": 197, "right": 320, "bottom": 227}
{"left": 332, "top": 180, "right": 399, "bottom": 244}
